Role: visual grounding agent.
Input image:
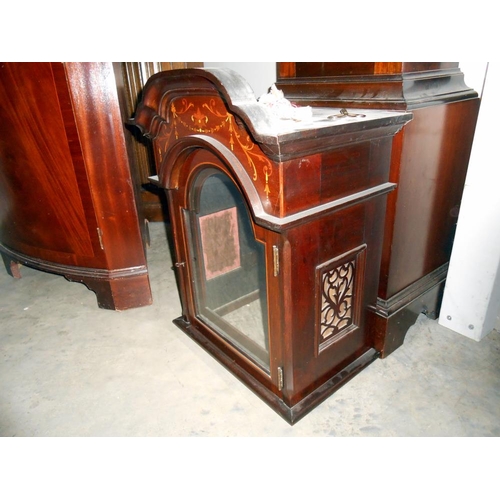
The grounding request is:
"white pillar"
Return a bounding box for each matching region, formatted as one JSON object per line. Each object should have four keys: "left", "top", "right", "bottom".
{"left": 439, "top": 63, "right": 500, "bottom": 340}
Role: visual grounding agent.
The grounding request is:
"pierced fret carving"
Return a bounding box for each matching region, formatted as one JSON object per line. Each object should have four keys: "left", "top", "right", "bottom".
{"left": 315, "top": 245, "right": 366, "bottom": 355}
{"left": 321, "top": 260, "right": 355, "bottom": 340}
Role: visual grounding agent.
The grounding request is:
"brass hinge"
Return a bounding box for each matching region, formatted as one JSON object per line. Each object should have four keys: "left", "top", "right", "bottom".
{"left": 273, "top": 245, "right": 280, "bottom": 277}
{"left": 277, "top": 366, "right": 284, "bottom": 391}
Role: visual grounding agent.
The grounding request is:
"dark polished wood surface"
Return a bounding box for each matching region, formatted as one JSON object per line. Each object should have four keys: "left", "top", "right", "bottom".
{"left": 277, "top": 62, "right": 478, "bottom": 109}
{"left": 277, "top": 62, "right": 480, "bottom": 356}
{"left": 379, "top": 99, "right": 481, "bottom": 299}
{"left": 0, "top": 62, "right": 152, "bottom": 310}
{"left": 133, "top": 67, "right": 411, "bottom": 423}
{"left": 119, "top": 62, "right": 202, "bottom": 222}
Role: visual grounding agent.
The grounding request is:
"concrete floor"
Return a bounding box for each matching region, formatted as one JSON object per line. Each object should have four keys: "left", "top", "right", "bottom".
{"left": 1, "top": 222, "right": 499, "bottom": 437}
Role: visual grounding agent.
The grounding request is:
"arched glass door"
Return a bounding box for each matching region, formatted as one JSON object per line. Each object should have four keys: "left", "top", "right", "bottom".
{"left": 186, "top": 169, "right": 270, "bottom": 372}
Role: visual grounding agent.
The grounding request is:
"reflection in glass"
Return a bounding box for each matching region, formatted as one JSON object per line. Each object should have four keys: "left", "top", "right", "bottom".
{"left": 187, "top": 170, "right": 269, "bottom": 372}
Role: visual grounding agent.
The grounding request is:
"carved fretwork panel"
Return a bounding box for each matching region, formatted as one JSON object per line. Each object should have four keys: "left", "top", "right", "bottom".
{"left": 315, "top": 245, "right": 366, "bottom": 355}
{"left": 321, "top": 260, "right": 355, "bottom": 337}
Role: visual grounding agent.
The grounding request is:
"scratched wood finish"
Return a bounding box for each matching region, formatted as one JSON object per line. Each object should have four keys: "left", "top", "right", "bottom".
{"left": 133, "top": 67, "right": 411, "bottom": 423}
{"left": 0, "top": 62, "right": 152, "bottom": 310}
{"left": 276, "top": 62, "right": 480, "bottom": 356}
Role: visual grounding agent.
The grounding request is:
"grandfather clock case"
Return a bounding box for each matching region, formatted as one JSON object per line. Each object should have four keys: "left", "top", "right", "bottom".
{"left": 133, "top": 68, "right": 412, "bottom": 423}
{"left": 276, "top": 63, "right": 480, "bottom": 356}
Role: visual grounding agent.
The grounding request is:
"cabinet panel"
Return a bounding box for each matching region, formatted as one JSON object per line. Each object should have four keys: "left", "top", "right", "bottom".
{"left": 0, "top": 62, "right": 152, "bottom": 310}
{"left": 276, "top": 62, "right": 480, "bottom": 357}
{"left": 0, "top": 63, "right": 96, "bottom": 261}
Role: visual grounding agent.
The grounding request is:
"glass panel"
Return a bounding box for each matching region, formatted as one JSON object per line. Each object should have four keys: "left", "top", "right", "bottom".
{"left": 188, "top": 170, "right": 270, "bottom": 372}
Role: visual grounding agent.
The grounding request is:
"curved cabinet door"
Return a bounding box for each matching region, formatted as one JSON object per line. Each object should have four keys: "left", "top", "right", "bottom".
{"left": 0, "top": 62, "right": 152, "bottom": 310}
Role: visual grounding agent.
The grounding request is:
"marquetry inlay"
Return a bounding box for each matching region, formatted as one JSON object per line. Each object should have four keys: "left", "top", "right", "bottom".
{"left": 156, "top": 96, "right": 274, "bottom": 197}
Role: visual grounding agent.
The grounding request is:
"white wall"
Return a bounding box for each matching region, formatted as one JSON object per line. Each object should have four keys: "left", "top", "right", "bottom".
{"left": 461, "top": 62, "right": 488, "bottom": 97}
{"left": 203, "top": 62, "right": 277, "bottom": 98}
{"left": 439, "top": 63, "right": 500, "bottom": 340}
